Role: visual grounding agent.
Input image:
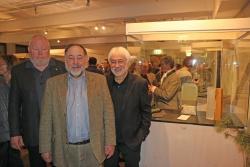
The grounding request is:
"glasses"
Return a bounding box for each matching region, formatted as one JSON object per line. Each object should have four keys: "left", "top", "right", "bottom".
{"left": 110, "top": 59, "right": 126, "bottom": 66}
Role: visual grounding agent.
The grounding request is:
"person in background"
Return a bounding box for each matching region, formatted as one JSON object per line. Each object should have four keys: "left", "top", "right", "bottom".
{"left": 140, "top": 61, "right": 156, "bottom": 85}
{"left": 8, "top": 35, "right": 66, "bottom": 167}
{"left": 176, "top": 56, "right": 193, "bottom": 84}
{"left": 0, "top": 55, "right": 23, "bottom": 167}
{"left": 105, "top": 47, "right": 151, "bottom": 167}
{"left": 103, "top": 58, "right": 111, "bottom": 75}
{"left": 149, "top": 56, "right": 181, "bottom": 112}
{"left": 86, "top": 56, "right": 104, "bottom": 74}
{"left": 39, "top": 44, "right": 116, "bottom": 167}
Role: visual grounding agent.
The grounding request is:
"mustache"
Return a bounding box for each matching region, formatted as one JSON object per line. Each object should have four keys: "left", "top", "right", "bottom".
{"left": 71, "top": 65, "right": 82, "bottom": 68}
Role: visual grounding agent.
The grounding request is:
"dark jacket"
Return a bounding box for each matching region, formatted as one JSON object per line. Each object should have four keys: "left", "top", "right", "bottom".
{"left": 106, "top": 73, "right": 151, "bottom": 150}
{"left": 8, "top": 58, "right": 66, "bottom": 146}
{"left": 0, "top": 77, "right": 10, "bottom": 142}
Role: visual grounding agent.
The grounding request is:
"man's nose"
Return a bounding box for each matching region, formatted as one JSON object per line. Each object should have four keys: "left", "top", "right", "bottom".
{"left": 73, "top": 58, "right": 79, "bottom": 64}
{"left": 114, "top": 61, "right": 120, "bottom": 67}
{"left": 38, "top": 50, "right": 43, "bottom": 55}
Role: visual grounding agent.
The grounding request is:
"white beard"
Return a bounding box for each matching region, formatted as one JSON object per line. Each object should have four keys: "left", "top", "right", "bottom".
{"left": 65, "top": 63, "right": 84, "bottom": 77}
{"left": 111, "top": 67, "right": 128, "bottom": 77}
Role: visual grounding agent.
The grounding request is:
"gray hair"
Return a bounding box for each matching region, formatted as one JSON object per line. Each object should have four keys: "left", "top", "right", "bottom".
{"left": 108, "top": 47, "right": 131, "bottom": 63}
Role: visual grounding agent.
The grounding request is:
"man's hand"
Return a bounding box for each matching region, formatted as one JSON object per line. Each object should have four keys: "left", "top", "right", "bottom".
{"left": 41, "top": 152, "right": 52, "bottom": 163}
{"left": 10, "top": 136, "right": 24, "bottom": 150}
{"left": 105, "top": 145, "right": 115, "bottom": 159}
{"left": 149, "top": 85, "right": 157, "bottom": 93}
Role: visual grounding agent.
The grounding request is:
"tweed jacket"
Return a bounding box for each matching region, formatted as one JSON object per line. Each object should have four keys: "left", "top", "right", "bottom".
{"left": 39, "top": 72, "right": 116, "bottom": 166}
{"left": 154, "top": 70, "right": 181, "bottom": 111}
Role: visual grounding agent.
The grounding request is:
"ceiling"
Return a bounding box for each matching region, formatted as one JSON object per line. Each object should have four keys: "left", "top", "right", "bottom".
{"left": 0, "top": 0, "right": 249, "bottom": 49}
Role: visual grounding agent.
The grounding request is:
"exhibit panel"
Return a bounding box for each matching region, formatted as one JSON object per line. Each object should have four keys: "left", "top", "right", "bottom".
{"left": 140, "top": 121, "right": 244, "bottom": 167}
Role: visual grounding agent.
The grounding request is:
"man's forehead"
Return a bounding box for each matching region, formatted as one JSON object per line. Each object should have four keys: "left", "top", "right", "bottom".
{"left": 110, "top": 54, "right": 127, "bottom": 60}
{"left": 30, "top": 39, "right": 49, "bottom": 47}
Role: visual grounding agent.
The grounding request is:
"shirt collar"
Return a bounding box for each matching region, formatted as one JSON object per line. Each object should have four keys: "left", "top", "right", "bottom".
{"left": 68, "top": 70, "right": 86, "bottom": 81}
{"left": 163, "top": 68, "right": 175, "bottom": 77}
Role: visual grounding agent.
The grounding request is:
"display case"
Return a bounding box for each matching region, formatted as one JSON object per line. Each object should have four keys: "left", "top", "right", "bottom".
{"left": 126, "top": 18, "right": 250, "bottom": 127}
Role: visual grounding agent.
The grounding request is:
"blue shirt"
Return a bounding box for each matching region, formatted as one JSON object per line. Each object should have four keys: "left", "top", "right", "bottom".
{"left": 66, "top": 73, "right": 89, "bottom": 143}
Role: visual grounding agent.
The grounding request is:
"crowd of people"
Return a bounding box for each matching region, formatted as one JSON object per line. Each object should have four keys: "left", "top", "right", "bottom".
{"left": 0, "top": 34, "right": 199, "bottom": 167}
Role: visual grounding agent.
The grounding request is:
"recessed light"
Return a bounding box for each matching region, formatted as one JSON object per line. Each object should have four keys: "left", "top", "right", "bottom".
{"left": 101, "top": 26, "right": 106, "bottom": 30}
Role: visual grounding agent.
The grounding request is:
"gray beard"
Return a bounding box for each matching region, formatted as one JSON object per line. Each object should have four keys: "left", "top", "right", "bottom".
{"left": 65, "top": 64, "right": 84, "bottom": 77}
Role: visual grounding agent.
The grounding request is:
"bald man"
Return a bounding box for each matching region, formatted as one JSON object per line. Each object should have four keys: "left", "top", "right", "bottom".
{"left": 8, "top": 35, "right": 66, "bottom": 167}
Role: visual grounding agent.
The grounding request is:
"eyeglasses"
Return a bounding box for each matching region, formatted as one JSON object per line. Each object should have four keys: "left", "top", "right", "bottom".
{"left": 110, "top": 59, "right": 126, "bottom": 66}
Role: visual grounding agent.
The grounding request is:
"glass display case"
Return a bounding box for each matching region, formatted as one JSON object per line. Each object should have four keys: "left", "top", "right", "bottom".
{"left": 126, "top": 18, "right": 250, "bottom": 126}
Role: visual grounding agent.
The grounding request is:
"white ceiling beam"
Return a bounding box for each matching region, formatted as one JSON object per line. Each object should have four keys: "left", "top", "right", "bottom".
{"left": 0, "top": 24, "right": 125, "bottom": 43}
{"left": 126, "top": 17, "right": 250, "bottom": 34}
{"left": 137, "top": 32, "right": 246, "bottom": 41}
{"left": 51, "top": 35, "right": 127, "bottom": 46}
{"left": 0, "top": 0, "right": 213, "bottom": 32}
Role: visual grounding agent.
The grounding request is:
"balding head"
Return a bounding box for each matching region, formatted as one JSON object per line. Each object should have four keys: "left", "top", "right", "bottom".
{"left": 28, "top": 35, "right": 51, "bottom": 70}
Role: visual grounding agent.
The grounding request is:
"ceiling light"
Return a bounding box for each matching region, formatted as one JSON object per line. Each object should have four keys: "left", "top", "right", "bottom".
{"left": 94, "top": 26, "right": 99, "bottom": 31}
{"left": 57, "top": 40, "right": 61, "bottom": 43}
{"left": 101, "top": 26, "right": 106, "bottom": 30}
{"left": 44, "top": 30, "right": 48, "bottom": 35}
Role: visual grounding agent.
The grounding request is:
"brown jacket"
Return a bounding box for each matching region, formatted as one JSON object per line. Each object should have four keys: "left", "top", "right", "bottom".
{"left": 39, "top": 72, "right": 116, "bottom": 166}
{"left": 154, "top": 70, "right": 181, "bottom": 111}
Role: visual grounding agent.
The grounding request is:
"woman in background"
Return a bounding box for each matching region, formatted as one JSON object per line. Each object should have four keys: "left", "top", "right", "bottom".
{"left": 0, "top": 55, "right": 23, "bottom": 167}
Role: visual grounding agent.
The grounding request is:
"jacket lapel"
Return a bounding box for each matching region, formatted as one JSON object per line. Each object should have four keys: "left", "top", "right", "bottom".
{"left": 58, "top": 74, "right": 68, "bottom": 142}
{"left": 121, "top": 74, "right": 135, "bottom": 112}
{"left": 162, "top": 69, "right": 176, "bottom": 83}
{"left": 85, "top": 72, "right": 95, "bottom": 132}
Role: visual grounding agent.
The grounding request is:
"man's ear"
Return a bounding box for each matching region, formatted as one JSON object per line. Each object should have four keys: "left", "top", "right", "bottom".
{"left": 84, "top": 56, "right": 89, "bottom": 68}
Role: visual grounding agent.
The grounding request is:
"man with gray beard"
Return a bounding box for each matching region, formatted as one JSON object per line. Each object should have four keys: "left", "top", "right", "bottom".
{"left": 39, "top": 44, "right": 116, "bottom": 167}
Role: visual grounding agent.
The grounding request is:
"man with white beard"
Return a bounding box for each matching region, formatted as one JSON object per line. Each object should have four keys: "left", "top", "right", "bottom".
{"left": 104, "top": 47, "right": 151, "bottom": 167}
